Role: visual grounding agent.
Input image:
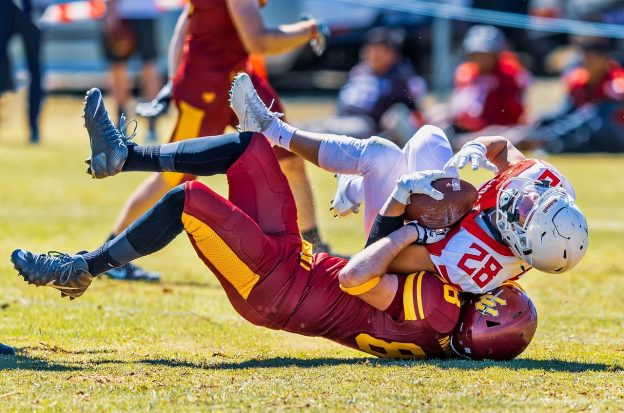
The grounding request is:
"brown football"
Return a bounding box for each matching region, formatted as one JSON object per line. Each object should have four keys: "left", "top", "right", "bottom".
{"left": 405, "top": 178, "right": 478, "bottom": 229}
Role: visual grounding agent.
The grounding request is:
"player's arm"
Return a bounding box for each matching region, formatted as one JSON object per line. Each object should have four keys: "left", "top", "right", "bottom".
{"left": 338, "top": 224, "right": 423, "bottom": 311}
{"left": 370, "top": 197, "right": 438, "bottom": 276}
{"left": 474, "top": 135, "right": 526, "bottom": 172}
{"left": 227, "top": 0, "right": 323, "bottom": 55}
{"left": 135, "top": 5, "right": 189, "bottom": 118}
{"left": 445, "top": 135, "right": 526, "bottom": 175}
{"left": 168, "top": 3, "right": 190, "bottom": 80}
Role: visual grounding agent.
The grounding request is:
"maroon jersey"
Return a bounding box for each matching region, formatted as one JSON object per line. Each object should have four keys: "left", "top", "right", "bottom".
{"left": 284, "top": 254, "right": 461, "bottom": 359}
{"left": 182, "top": 0, "right": 249, "bottom": 74}
{"left": 183, "top": 133, "right": 460, "bottom": 359}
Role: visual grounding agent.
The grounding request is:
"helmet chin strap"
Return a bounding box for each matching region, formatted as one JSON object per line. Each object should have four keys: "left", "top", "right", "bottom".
{"left": 484, "top": 209, "right": 505, "bottom": 244}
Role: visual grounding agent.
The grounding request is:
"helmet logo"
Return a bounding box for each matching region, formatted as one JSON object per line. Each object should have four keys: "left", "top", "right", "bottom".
{"left": 475, "top": 291, "right": 507, "bottom": 316}
{"left": 542, "top": 198, "right": 557, "bottom": 213}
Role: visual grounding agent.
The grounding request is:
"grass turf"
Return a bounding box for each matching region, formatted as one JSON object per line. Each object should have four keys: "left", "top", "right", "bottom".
{"left": 0, "top": 92, "right": 622, "bottom": 412}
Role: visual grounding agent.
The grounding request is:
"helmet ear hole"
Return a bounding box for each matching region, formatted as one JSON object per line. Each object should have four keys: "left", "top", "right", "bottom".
{"left": 486, "top": 320, "right": 500, "bottom": 327}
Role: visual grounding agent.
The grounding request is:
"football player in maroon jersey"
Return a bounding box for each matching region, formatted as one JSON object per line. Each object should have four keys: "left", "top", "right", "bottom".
{"left": 229, "top": 73, "right": 589, "bottom": 295}
{"left": 12, "top": 89, "right": 461, "bottom": 359}
{"left": 12, "top": 88, "right": 539, "bottom": 360}
{"left": 99, "top": 0, "right": 333, "bottom": 281}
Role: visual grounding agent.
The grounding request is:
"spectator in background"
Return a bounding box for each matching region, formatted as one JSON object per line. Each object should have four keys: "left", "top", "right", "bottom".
{"left": 102, "top": 0, "right": 161, "bottom": 141}
{"left": 308, "top": 27, "right": 426, "bottom": 146}
{"left": 0, "top": 0, "right": 43, "bottom": 143}
{"left": 447, "top": 25, "right": 530, "bottom": 139}
{"left": 564, "top": 36, "right": 624, "bottom": 108}
{"left": 533, "top": 35, "right": 624, "bottom": 152}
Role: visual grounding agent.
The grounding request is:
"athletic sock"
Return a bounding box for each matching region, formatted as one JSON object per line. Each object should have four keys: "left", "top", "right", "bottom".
{"left": 82, "top": 242, "right": 121, "bottom": 276}
{"left": 263, "top": 118, "right": 297, "bottom": 150}
{"left": 122, "top": 145, "right": 161, "bottom": 172}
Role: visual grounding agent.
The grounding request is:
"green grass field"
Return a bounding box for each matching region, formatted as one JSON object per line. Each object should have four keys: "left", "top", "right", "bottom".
{"left": 0, "top": 92, "right": 623, "bottom": 412}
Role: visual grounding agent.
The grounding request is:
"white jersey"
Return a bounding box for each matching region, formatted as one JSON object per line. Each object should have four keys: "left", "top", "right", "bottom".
{"left": 426, "top": 159, "right": 573, "bottom": 294}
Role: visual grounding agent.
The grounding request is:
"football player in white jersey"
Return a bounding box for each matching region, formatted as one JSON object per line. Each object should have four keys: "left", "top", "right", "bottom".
{"left": 229, "top": 73, "right": 589, "bottom": 295}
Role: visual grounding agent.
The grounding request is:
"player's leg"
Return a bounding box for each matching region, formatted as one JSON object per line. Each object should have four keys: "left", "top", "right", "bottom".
{"left": 100, "top": 75, "right": 232, "bottom": 280}
{"left": 82, "top": 93, "right": 294, "bottom": 233}
{"left": 230, "top": 73, "right": 406, "bottom": 233}
{"left": 15, "top": 8, "right": 43, "bottom": 143}
{"left": 13, "top": 136, "right": 304, "bottom": 327}
{"left": 332, "top": 125, "right": 456, "bottom": 223}
{"left": 134, "top": 18, "right": 160, "bottom": 141}
{"left": 246, "top": 70, "right": 330, "bottom": 251}
{"left": 403, "top": 124, "right": 455, "bottom": 173}
{"left": 106, "top": 96, "right": 224, "bottom": 236}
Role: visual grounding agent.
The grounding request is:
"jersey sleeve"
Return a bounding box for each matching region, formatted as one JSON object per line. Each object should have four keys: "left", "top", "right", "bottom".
{"left": 401, "top": 272, "right": 461, "bottom": 335}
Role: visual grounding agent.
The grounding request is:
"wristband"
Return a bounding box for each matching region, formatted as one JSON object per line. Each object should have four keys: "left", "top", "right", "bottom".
{"left": 365, "top": 214, "right": 405, "bottom": 247}
{"left": 309, "top": 23, "right": 318, "bottom": 41}
{"left": 340, "top": 276, "right": 381, "bottom": 295}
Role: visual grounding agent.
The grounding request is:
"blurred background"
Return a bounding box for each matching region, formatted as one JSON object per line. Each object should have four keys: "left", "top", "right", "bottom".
{"left": 3, "top": 0, "right": 624, "bottom": 151}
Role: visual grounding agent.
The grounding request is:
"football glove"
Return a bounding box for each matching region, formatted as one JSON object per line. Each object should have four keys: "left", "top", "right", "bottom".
{"left": 406, "top": 222, "right": 449, "bottom": 245}
{"left": 444, "top": 140, "right": 499, "bottom": 173}
{"left": 135, "top": 80, "right": 173, "bottom": 118}
{"left": 301, "top": 14, "right": 330, "bottom": 56}
{"left": 391, "top": 169, "right": 455, "bottom": 204}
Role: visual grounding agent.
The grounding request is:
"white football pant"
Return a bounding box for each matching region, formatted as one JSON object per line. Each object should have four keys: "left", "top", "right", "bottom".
{"left": 317, "top": 125, "right": 455, "bottom": 235}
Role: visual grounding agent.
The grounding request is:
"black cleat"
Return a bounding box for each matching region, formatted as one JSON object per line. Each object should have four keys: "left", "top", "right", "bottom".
{"left": 11, "top": 249, "right": 94, "bottom": 300}
{"left": 83, "top": 88, "right": 135, "bottom": 178}
{"left": 0, "top": 343, "right": 15, "bottom": 356}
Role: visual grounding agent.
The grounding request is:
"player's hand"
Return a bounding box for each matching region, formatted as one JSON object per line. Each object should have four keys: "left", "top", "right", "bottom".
{"left": 392, "top": 169, "right": 455, "bottom": 204}
{"left": 444, "top": 140, "right": 498, "bottom": 173}
{"left": 302, "top": 14, "right": 330, "bottom": 56}
{"left": 406, "top": 222, "right": 449, "bottom": 245}
{"left": 135, "top": 80, "right": 173, "bottom": 118}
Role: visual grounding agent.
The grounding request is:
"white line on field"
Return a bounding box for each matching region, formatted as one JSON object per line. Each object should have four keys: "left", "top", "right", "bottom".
{"left": 589, "top": 220, "right": 624, "bottom": 231}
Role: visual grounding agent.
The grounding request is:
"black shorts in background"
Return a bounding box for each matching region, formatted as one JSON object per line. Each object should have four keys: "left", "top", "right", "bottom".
{"left": 102, "top": 18, "right": 158, "bottom": 63}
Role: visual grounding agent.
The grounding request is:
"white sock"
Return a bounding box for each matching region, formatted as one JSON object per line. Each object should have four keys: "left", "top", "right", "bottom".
{"left": 263, "top": 118, "right": 297, "bottom": 150}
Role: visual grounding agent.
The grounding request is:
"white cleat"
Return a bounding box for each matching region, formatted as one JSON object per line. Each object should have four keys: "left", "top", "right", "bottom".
{"left": 330, "top": 174, "right": 361, "bottom": 218}
{"left": 229, "top": 72, "right": 283, "bottom": 132}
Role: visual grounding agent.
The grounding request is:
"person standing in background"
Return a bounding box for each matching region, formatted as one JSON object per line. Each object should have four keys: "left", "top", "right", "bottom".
{"left": 0, "top": 0, "right": 43, "bottom": 143}
{"left": 448, "top": 25, "right": 530, "bottom": 135}
{"left": 101, "top": 0, "right": 161, "bottom": 141}
{"left": 98, "top": 0, "right": 334, "bottom": 281}
{"left": 307, "top": 27, "right": 426, "bottom": 146}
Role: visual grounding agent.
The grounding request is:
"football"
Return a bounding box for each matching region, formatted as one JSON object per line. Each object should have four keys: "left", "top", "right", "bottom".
{"left": 405, "top": 178, "right": 478, "bottom": 229}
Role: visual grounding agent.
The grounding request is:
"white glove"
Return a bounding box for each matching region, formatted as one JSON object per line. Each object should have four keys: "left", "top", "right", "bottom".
{"left": 391, "top": 169, "right": 455, "bottom": 204}
{"left": 444, "top": 141, "right": 499, "bottom": 173}
{"left": 407, "top": 222, "right": 449, "bottom": 245}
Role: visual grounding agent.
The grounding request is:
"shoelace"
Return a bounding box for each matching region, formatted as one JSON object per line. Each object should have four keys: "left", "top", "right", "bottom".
{"left": 94, "top": 109, "right": 137, "bottom": 145}
{"left": 118, "top": 114, "right": 138, "bottom": 142}
{"left": 33, "top": 251, "right": 88, "bottom": 285}
{"left": 245, "top": 93, "right": 283, "bottom": 129}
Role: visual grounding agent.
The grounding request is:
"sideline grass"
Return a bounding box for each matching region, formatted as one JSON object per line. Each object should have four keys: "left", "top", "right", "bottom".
{"left": 0, "top": 93, "right": 622, "bottom": 411}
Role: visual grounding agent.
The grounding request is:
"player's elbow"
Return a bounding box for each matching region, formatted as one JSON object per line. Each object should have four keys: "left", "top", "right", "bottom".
{"left": 338, "top": 268, "right": 362, "bottom": 289}
{"left": 243, "top": 36, "right": 269, "bottom": 54}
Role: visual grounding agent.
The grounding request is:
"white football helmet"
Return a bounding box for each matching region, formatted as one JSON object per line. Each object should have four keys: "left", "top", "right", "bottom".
{"left": 496, "top": 177, "right": 588, "bottom": 273}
